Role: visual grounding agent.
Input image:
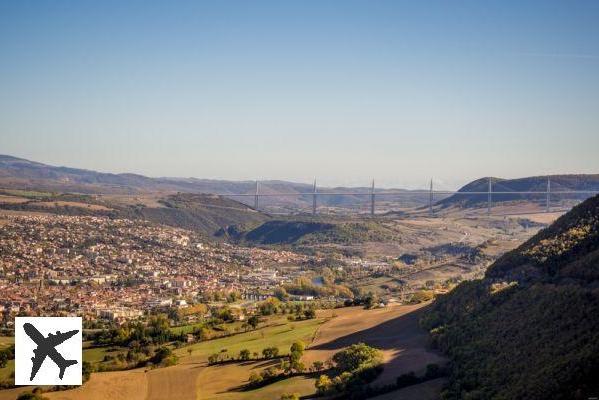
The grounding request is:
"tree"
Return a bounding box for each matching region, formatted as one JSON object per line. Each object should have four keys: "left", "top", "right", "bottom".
{"left": 303, "top": 308, "right": 316, "bottom": 319}
{"left": 247, "top": 315, "right": 260, "bottom": 329}
{"left": 259, "top": 297, "right": 281, "bottom": 315}
{"left": 311, "top": 360, "right": 324, "bottom": 372}
{"left": 248, "top": 371, "right": 263, "bottom": 386}
{"left": 82, "top": 360, "right": 93, "bottom": 382}
{"left": 217, "top": 306, "right": 234, "bottom": 322}
{"left": 0, "top": 350, "right": 9, "bottom": 368}
{"left": 151, "top": 346, "right": 172, "bottom": 364}
{"left": 227, "top": 290, "right": 241, "bottom": 303}
{"left": 289, "top": 340, "right": 305, "bottom": 373}
{"left": 17, "top": 393, "right": 48, "bottom": 400}
{"left": 315, "top": 374, "right": 333, "bottom": 394}
{"left": 274, "top": 287, "right": 289, "bottom": 301}
{"left": 363, "top": 292, "right": 379, "bottom": 309}
{"left": 196, "top": 327, "right": 211, "bottom": 341}
{"left": 290, "top": 340, "right": 305, "bottom": 355}
{"left": 261, "top": 366, "right": 279, "bottom": 380}
{"left": 151, "top": 346, "right": 178, "bottom": 366}
{"left": 239, "top": 349, "right": 250, "bottom": 361}
{"left": 332, "top": 342, "right": 382, "bottom": 373}
{"left": 262, "top": 346, "right": 279, "bottom": 358}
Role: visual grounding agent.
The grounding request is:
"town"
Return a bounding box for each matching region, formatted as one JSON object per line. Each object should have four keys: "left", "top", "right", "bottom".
{"left": 0, "top": 214, "right": 317, "bottom": 328}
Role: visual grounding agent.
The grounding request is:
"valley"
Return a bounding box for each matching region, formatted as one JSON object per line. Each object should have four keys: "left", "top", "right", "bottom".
{"left": 0, "top": 156, "right": 595, "bottom": 400}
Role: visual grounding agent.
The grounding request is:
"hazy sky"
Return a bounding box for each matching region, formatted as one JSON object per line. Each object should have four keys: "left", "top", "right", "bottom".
{"left": 1, "top": 1, "right": 598, "bottom": 189}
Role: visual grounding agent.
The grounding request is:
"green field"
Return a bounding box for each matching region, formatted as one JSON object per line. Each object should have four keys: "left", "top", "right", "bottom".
{"left": 170, "top": 320, "right": 248, "bottom": 336}
{"left": 177, "top": 317, "right": 324, "bottom": 361}
{"left": 170, "top": 322, "right": 206, "bottom": 335}
{"left": 82, "top": 346, "right": 127, "bottom": 363}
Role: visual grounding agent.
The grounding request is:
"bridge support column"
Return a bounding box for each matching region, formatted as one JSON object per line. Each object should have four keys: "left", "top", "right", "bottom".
{"left": 546, "top": 178, "right": 551, "bottom": 213}
{"left": 254, "top": 181, "right": 259, "bottom": 210}
{"left": 312, "top": 179, "right": 317, "bottom": 215}
{"left": 370, "top": 179, "right": 375, "bottom": 216}
{"left": 429, "top": 179, "right": 434, "bottom": 216}
{"left": 487, "top": 177, "right": 492, "bottom": 215}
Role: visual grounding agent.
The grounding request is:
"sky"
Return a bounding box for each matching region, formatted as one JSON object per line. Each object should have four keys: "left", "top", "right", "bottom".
{"left": 1, "top": 1, "right": 598, "bottom": 189}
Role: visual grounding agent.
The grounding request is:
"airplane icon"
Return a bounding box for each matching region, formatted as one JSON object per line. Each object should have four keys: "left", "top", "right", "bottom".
{"left": 23, "top": 323, "right": 79, "bottom": 381}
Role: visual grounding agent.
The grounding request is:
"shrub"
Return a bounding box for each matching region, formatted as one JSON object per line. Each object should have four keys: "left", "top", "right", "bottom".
{"left": 315, "top": 374, "right": 333, "bottom": 394}
{"left": 239, "top": 349, "right": 250, "bottom": 361}
{"left": 262, "top": 346, "right": 279, "bottom": 358}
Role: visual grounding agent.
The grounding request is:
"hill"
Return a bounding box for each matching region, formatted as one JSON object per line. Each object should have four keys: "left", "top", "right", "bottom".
{"left": 0, "top": 190, "right": 269, "bottom": 237}
{"left": 223, "top": 219, "right": 398, "bottom": 245}
{"left": 437, "top": 175, "right": 599, "bottom": 208}
{"left": 421, "top": 195, "right": 599, "bottom": 399}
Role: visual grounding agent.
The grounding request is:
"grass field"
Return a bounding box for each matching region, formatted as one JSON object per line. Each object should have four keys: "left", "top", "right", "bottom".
{"left": 81, "top": 346, "right": 127, "bottom": 363}
{"left": 170, "top": 322, "right": 206, "bottom": 335}
{"left": 175, "top": 317, "right": 324, "bottom": 361}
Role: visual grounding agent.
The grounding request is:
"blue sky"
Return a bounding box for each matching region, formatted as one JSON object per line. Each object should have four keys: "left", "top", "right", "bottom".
{"left": 1, "top": 1, "right": 598, "bottom": 188}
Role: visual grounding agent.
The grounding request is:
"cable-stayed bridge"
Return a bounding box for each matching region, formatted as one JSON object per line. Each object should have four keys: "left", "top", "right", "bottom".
{"left": 206, "top": 178, "right": 599, "bottom": 216}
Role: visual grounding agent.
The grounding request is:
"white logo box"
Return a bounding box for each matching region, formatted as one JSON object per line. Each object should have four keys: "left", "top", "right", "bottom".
{"left": 15, "top": 317, "right": 82, "bottom": 386}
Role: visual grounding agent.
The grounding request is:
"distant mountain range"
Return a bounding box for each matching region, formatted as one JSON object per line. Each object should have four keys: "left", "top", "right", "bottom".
{"left": 437, "top": 175, "right": 599, "bottom": 208}
{"left": 0, "top": 155, "right": 434, "bottom": 209}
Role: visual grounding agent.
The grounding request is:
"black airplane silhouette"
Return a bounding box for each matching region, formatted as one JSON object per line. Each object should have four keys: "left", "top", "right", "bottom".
{"left": 23, "top": 323, "right": 79, "bottom": 381}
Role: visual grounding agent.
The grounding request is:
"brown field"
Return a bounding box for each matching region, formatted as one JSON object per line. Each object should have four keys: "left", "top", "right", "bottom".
{"left": 0, "top": 209, "right": 51, "bottom": 218}
{"left": 101, "top": 194, "right": 168, "bottom": 208}
{"left": 48, "top": 369, "right": 148, "bottom": 400}
{"left": 306, "top": 303, "right": 445, "bottom": 385}
{"left": 34, "top": 201, "right": 112, "bottom": 211}
{"left": 0, "top": 195, "right": 29, "bottom": 204}
{"left": 0, "top": 370, "right": 149, "bottom": 400}
{"left": 195, "top": 361, "right": 316, "bottom": 400}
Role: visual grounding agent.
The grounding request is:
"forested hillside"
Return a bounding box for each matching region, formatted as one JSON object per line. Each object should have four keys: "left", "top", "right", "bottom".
{"left": 422, "top": 195, "right": 599, "bottom": 399}
{"left": 226, "top": 220, "right": 397, "bottom": 245}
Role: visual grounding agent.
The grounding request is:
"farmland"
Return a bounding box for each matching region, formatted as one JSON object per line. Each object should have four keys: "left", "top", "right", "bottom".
{"left": 0, "top": 302, "right": 443, "bottom": 400}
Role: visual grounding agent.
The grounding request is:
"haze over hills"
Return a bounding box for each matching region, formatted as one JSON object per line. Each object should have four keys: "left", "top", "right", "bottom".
{"left": 422, "top": 194, "right": 599, "bottom": 399}
{"left": 4, "top": 154, "right": 599, "bottom": 214}
{"left": 0, "top": 154, "right": 435, "bottom": 209}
